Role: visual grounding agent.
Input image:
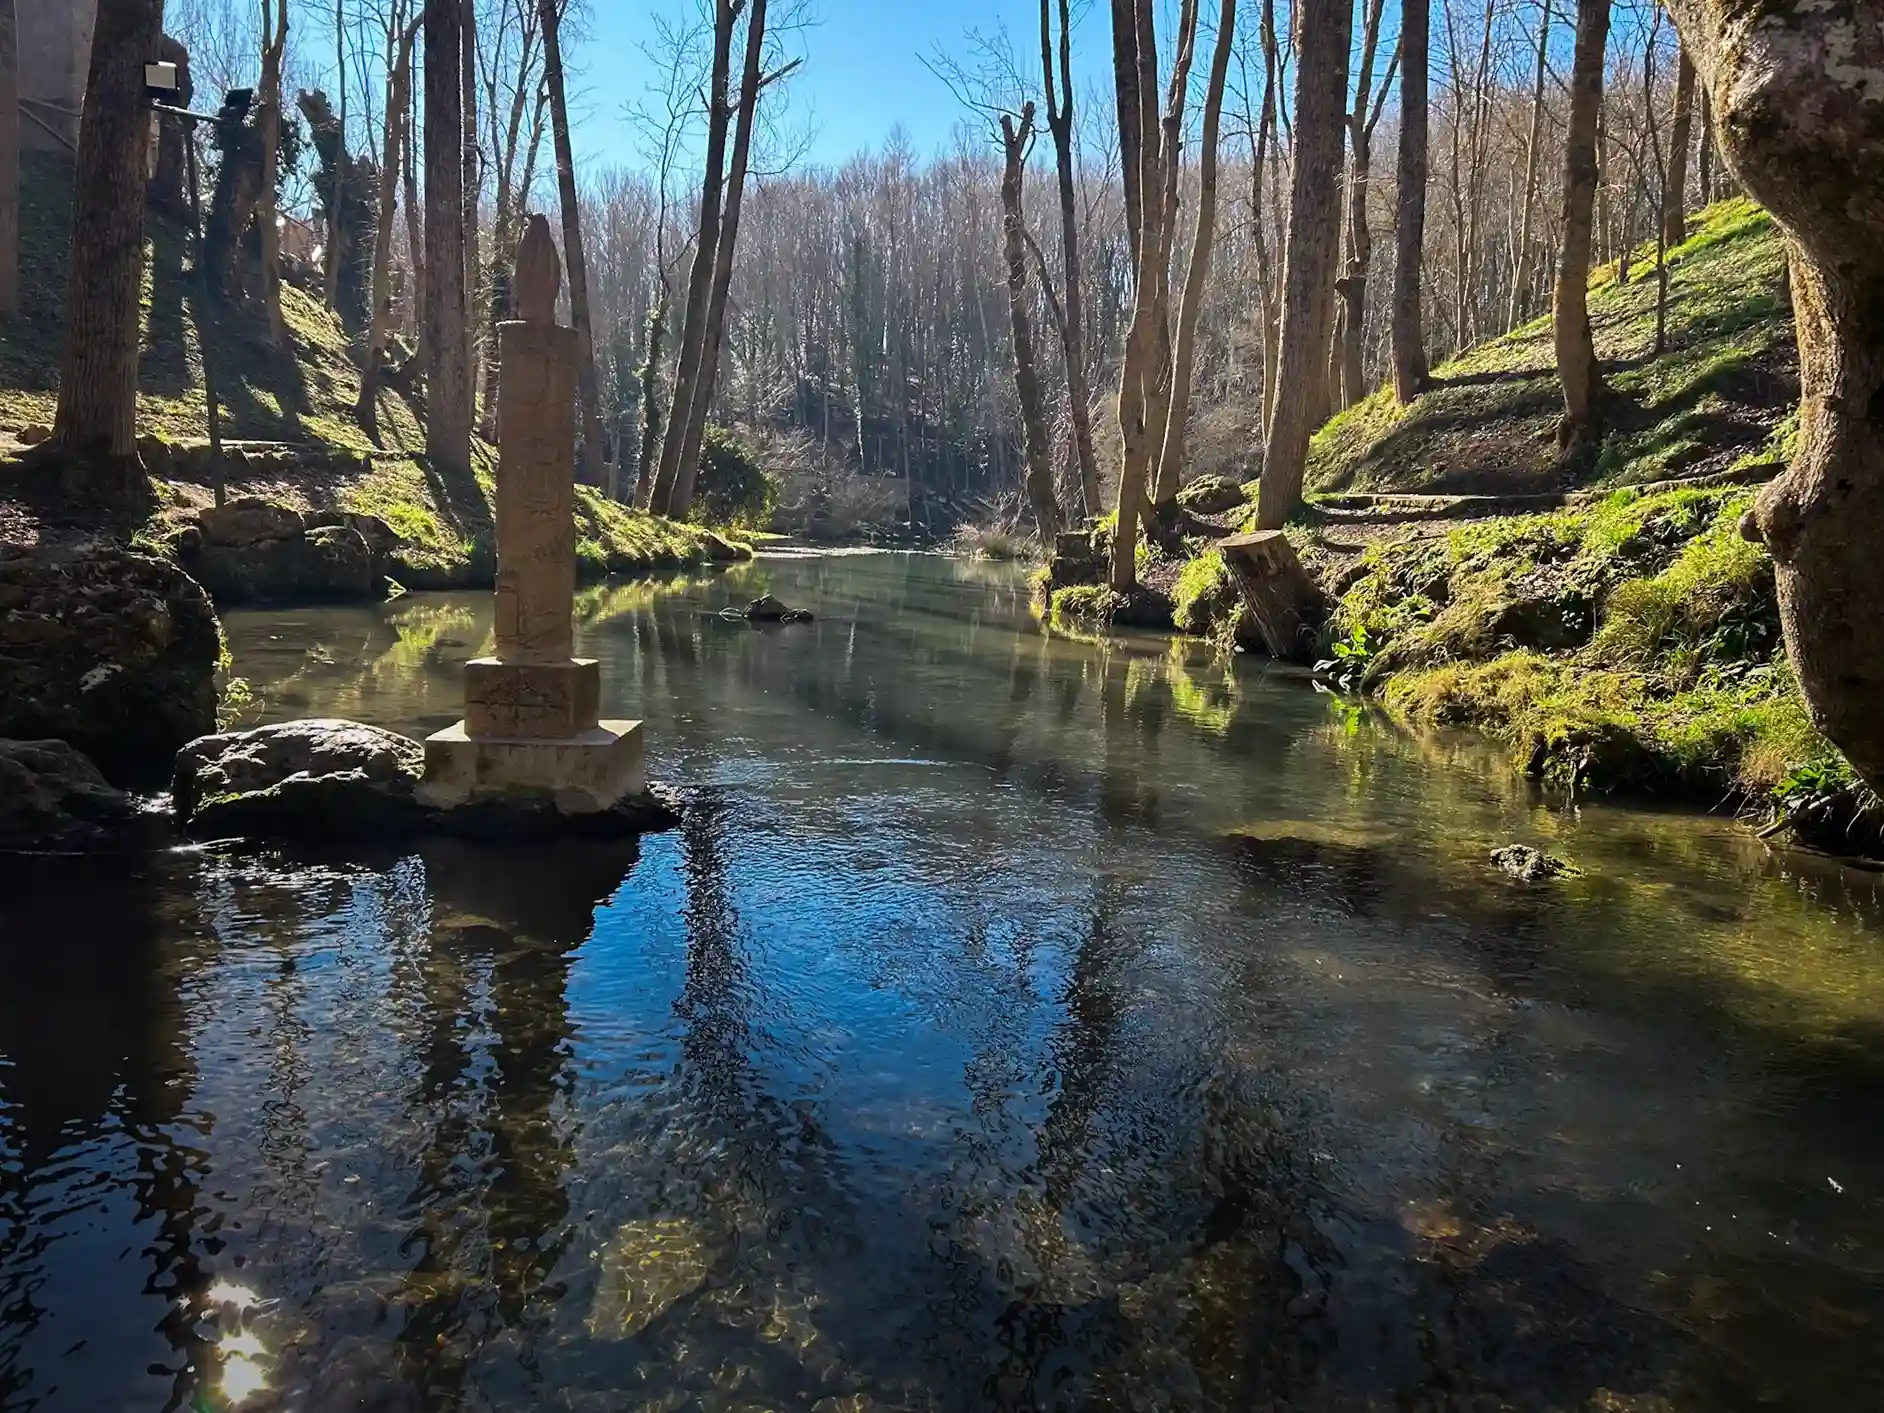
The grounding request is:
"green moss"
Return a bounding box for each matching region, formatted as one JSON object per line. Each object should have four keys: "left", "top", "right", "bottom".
{"left": 1171, "top": 550, "right": 1242, "bottom": 643}
{"left": 1049, "top": 585, "right": 1127, "bottom": 626}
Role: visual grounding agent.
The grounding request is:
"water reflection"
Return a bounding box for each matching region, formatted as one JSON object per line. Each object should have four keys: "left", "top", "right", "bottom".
{"left": 2, "top": 554, "right": 1883, "bottom": 1409}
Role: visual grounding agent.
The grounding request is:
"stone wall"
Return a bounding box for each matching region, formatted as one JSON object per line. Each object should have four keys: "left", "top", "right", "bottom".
{"left": 17, "top": 0, "right": 94, "bottom": 153}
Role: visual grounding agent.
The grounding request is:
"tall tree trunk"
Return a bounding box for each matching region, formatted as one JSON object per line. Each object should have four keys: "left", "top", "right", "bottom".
{"left": 1509, "top": 0, "right": 1551, "bottom": 332}
{"left": 1554, "top": 0, "right": 1609, "bottom": 454}
{"left": 404, "top": 95, "right": 423, "bottom": 341}
{"left": 1663, "top": 0, "right": 1884, "bottom": 793}
{"left": 326, "top": 1, "right": 345, "bottom": 309}
{"left": 539, "top": 0, "right": 604, "bottom": 487}
{"left": 462, "top": 0, "right": 482, "bottom": 413}
{"left": 667, "top": 0, "right": 787, "bottom": 520}
{"left": 425, "top": 0, "right": 473, "bottom": 480}
{"left": 0, "top": 0, "right": 17, "bottom": 319}
{"left": 255, "top": 1, "right": 289, "bottom": 348}
{"left": 1338, "top": 0, "right": 1390, "bottom": 409}
{"left": 634, "top": 278, "right": 669, "bottom": 506}
{"left": 1142, "top": 0, "right": 1198, "bottom": 509}
{"left": 650, "top": 0, "right": 736, "bottom": 516}
{"left": 1040, "top": 0, "right": 1100, "bottom": 520}
{"left": 1254, "top": 0, "right": 1354, "bottom": 529}
{"left": 479, "top": 8, "right": 540, "bottom": 442}
{"left": 1662, "top": 47, "right": 1696, "bottom": 250}
{"left": 50, "top": 0, "right": 164, "bottom": 507}
{"left": 999, "top": 107, "right": 1061, "bottom": 541}
{"left": 1391, "top": 0, "right": 1430, "bottom": 404}
{"left": 357, "top": 17, "right": 419, "bottom": 432}
{"left": 1157, "top": 0, "right": 1236, "bottom": 494}
{"left": 1106, "top": 0, "right": 1150, "bottom": 590}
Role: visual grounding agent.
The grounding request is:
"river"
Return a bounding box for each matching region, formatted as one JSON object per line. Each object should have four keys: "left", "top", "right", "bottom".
{"left": 2, "top": 551, "right": 1882, "bottom": 1411}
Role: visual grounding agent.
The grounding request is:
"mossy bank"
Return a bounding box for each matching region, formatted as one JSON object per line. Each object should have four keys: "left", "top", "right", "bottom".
{"left": 1050, "top": 198, "right": 1879, "bottom": 857}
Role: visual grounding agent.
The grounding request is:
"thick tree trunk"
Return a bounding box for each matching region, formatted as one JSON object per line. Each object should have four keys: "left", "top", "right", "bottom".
{"left": 668, "top": 0, "right": 783, "bottom": 520}
{"left": 1254, "top": 0, "right": 1353, "bottom": 530}
{"left": 424, "top": 0, "right": 473, "bottom": 480}
{"left": 403, "top": 96, "right": 423, "bottom": 341}
{"left": 1157, "top": 0, "right": 1236, "bottom": 497}
{"left": 462, "top": 0, "right": 481, "bottom": 409}
{"left": 0, "top": 0, "right": 17, "bottom": 319}
{"left": 1662, "top": 48, "right": 1696, "bottom": 250}
{"left": 255, "top": 2, "right": 288, "bottom": 347}
{"left": 539, "top": 0, "right": 604, "bottom": 488}
{"left": 1391, "top": 0, "right": 1430, "bottom": 404}
{"left": 1040, "top": 0, "right": 1100, "bottom": 520}
{"left": 634, "top": 280, "right": 668, "bottom": 507}
{"left": 1663, "top": 0, "right": 1884, "bottom": 792}
{"left": 357, "top": 19, "right": 418, "bottom": 432}
{"left": 1553, "top": 0, "right": 1608, "bottom": 454}
{"left": 147, "top": 35, "right": 191, "bottom": 217}
{"left": 999, "top": 108, "right": 1061, "bottom": 542}
{"left": 50, "top": 0, "right": 164, "bottom": 507}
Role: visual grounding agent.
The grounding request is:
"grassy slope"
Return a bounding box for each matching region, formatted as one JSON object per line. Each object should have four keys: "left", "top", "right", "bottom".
{"left": 1307, "top": 200, "right": 1796, "bottom": 497}
{"left": 0, "top": 151, "right": 727, "bottom": 579}
{"left": 1164, "top": 199, "right": 1876, "bottom": 846}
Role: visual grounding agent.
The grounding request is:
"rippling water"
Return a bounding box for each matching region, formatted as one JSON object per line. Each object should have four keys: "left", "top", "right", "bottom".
{"left": 3, "top": 551, "right": 1883, "bottom": 1412}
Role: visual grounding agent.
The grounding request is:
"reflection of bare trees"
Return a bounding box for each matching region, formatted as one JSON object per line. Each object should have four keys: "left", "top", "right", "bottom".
{"left": 387, "top": 840, "right": 637, "bottom": 1402}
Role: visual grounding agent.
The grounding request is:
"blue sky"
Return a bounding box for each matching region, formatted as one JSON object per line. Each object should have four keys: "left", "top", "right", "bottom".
{"left": 566, "top": 0, "right": 1119, "bottom": 173}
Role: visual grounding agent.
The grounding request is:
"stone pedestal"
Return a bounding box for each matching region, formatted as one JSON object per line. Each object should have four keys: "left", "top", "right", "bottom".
{"left": 419, "top": 720, "right": 646, "bottom": 815}
{"left": 416, "top": 215, "right": 658, "bottom": 826}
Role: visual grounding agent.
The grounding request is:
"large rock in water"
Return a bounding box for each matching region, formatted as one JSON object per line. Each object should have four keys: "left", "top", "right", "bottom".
{"left": 0, "top": 541, "right": 224, "bottom": 780}
{"left": 0, "top": 740, "right": 142, "bottom": 852}
{"left": 173, "top": 718, "right": 684, "bottom": 842}
{"left": 173, "top": 719, "right": 429, "bottom": 839}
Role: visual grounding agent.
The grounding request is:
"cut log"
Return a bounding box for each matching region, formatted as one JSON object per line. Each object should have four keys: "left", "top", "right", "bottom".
{"left": 1217, "top": 530, "right": 1322, "bottom": 660}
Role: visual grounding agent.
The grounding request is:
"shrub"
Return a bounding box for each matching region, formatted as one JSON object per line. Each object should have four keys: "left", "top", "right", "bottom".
{"left": 693, "top": 426, "right": 777, "bottom": 529}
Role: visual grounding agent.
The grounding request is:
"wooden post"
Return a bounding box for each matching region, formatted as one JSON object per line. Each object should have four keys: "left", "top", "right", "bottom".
{"left": 1217, "top": 530, "right": 1322, "bottom": 660}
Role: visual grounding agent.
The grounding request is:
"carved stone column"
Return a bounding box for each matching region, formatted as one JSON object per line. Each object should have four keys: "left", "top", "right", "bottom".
{"left": 421, "top": 215, "right": 645, "bottom": 816}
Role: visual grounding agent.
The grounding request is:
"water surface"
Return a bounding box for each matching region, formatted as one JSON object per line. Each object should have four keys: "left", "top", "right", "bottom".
{"left": 3, "top": 552, "right": 1883, "bottom": 1412}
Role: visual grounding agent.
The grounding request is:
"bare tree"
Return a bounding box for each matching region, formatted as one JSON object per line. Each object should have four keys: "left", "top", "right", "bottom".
{"left": 1663, "top": 0, "right": 1884, "bottom": 792}
{"left": 49, "top": 0, "right": 166, "bottom": 506}
{"left": 1157, "top": 0, "right": 1237, "bottom": 492}
{"left": 1553, "top": 0, "right": 1609, "bottom": 454}
{"left": 1037, "top": 0, "right": 1099, "bottom": 519}
{"left": 649, "top": 0, "right": 736, "bottom": 515}
{"left": 426, "top": 0, "right": 474, "bottom": 480}
{"left": 538, "top": 0, "right": 605, "bottom": 486}
{"left": 1508, "top": 0, "right": 1552, "bottom": 332}
{"left": 255, "top": 0, "right": 290, "bottom": 346}
{"left": 358, "top": 10, "right": 420, "bottom": 431}
{"left": 1661, "top": 43, "right": 1695, "bottom": 249}
{"left": 1254, "top": 0, "right": 1353, "bottom": 529}
{"left": 1336, "top": 0, "right": 1396, "bottom": 408}
{"left": 1391, "top": 0, "right": 1430, "bottom": 403}
{"left": 0, "top": 0, "right": 16, "bottom": 319}
{"left": 997, "top": 104, "right": 1061, "bottom": 539}
{"left": 662, "top": 0, "right": 795, "bottom": 520}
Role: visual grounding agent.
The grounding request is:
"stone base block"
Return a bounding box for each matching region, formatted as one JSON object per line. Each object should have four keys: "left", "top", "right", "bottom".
{"left": 464, "top": 657, "right": 601, "bottom": 740}
{"left": 418, "top": 719, "right": 645, "bottom": 815}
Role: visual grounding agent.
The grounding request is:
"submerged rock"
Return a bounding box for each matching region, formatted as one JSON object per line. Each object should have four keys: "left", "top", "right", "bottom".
{"left": 0, "top": 739, "right": 142, "bottom": 852}
{"left": 1491, "top": 844, "right": 1577, "bottom": 881}
{"left": 173, "top": 718, "right": 682, "bottom": 842}
{"left": 0, "top": 540, "right": 223, "bottom": 781}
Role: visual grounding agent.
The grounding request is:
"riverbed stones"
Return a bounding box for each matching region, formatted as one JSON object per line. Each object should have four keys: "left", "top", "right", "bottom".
{"left": 1491, "top": 844, "right": 1578, "bottom": 881}
{"left": 0, "top": 739, "right": 142, "bottom": 852}
{"left": 0, "top": 540, "right": 223, "bottom": 781}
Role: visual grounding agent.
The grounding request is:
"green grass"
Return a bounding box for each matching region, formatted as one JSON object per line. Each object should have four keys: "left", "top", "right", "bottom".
{"left": 1305, "top": 198, "right": 1794, "bottom": 499}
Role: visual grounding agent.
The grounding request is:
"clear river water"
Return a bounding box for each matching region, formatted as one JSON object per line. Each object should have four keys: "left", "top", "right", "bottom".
{"left": 3, "top": 551, "right": 1883, "bottom": 1412}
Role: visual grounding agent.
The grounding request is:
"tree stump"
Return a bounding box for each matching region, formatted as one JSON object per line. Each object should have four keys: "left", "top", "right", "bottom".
{"left": 1217, "top": 531, "right": 1322, "bottom": 660}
